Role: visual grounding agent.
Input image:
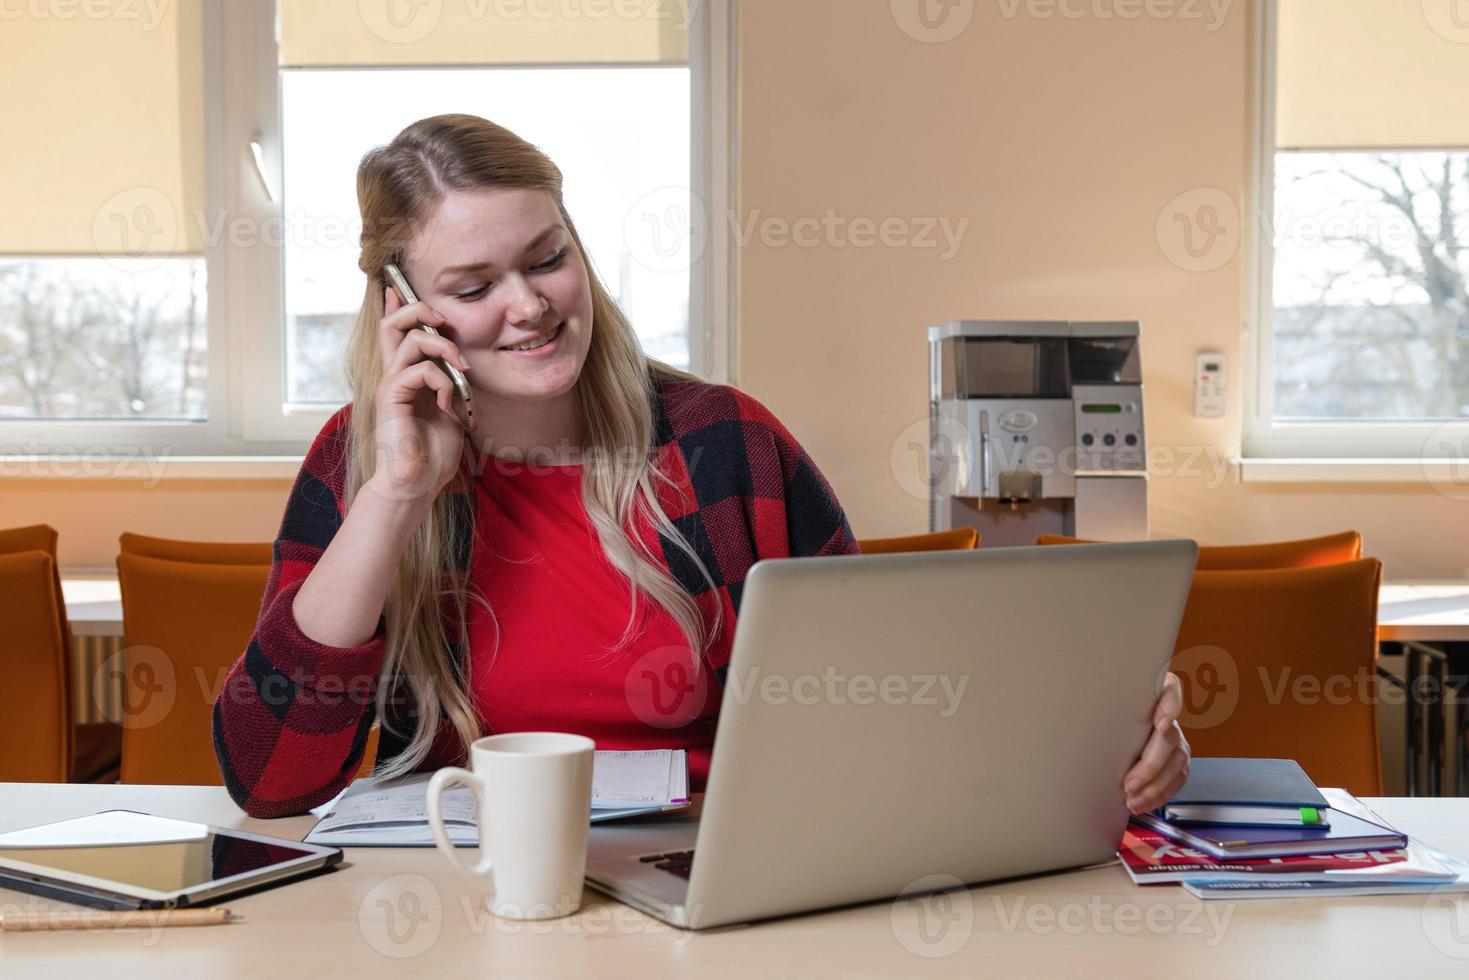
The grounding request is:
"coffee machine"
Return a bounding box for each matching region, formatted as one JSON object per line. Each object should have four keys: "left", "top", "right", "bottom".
{"left": 928, "top": 320, "right": 1148, "bottom": 547}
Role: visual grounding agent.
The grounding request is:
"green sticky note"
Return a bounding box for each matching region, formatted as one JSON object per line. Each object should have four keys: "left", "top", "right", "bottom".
{"left": 1300, "top": 807, "right": 1320, "bottom": 824}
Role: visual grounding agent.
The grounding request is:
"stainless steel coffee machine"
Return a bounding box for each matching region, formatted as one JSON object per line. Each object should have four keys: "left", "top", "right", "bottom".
{"left": 928, "top": 320, "right": 1148, "bottom": 547}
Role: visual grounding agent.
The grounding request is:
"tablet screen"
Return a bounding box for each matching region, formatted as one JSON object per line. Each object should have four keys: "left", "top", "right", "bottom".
{"left": 0, "top": 811, "right": 323, "bottom": 894}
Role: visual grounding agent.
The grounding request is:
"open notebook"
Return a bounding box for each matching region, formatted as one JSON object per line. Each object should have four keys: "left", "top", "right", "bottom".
{"left": 304, "top": 749, "right": 690, "bottom": 847}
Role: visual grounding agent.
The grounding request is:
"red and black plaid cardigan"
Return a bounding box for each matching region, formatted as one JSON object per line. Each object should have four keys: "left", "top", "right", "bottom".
{"left": 212, "top": 374, "right": 861, "bottom": 817}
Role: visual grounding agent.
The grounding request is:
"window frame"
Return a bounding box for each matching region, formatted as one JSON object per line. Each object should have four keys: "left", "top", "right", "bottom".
{"left": 0, "top": 0, "right": 255, "bottom": 462}
{"left": 1, "top": 0, "right": 736, "bottom": 467}
{"left": 1245, "top": 0, "right": 1469, "bottom": 461}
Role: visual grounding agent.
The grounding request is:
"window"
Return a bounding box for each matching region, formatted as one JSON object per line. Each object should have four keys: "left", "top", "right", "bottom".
{"left": 1249, "top": 0, "right": 1469, "bottom": 458}
{"left": 0, "top": 4, "right": 210, "bottom": 427}
{"left": 1271, "top": 151, "right": 1468, "bottom": 421}
{"left": 0, "top": 259, "right": 207, "bottom": 420}
{"left": 2, "top": 0, "right": 732, "bottom": 460}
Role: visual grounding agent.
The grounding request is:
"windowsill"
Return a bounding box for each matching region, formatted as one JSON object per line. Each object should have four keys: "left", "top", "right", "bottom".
{"left": 4, "top": 454, "right": 1459, "bottom": 485}
{"left": 1237, "top": 458, "right": 1467, "bottom": 484}
{"left": 0, "top": 455, "right": 304, "bottom": 481}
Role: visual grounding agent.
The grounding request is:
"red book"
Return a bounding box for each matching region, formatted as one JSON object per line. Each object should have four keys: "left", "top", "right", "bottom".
{"left": 1118, "top": 824, "right": 1435, "bottom": 884}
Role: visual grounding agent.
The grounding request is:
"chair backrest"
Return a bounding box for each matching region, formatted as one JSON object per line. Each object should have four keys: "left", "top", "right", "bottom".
{"left": 1036, "top": 531, "right": 1363, "bottom": 570}
{"left": 0, "top": 550, "right": 71, "bottom": 781}
{"left": 0, "top": 523, "right": 70, "bottom": 662}
{"left": 857, "top": 528, "right": 980, "bottom": 554}
{"left": 115, "top": 552, "right": 273, "bottom": 785}
{"left": 119, "top": 532, "right": 274, "bottom": 566}
{"left": 1170, "top": 558, "right": 1384, "bottom": 796}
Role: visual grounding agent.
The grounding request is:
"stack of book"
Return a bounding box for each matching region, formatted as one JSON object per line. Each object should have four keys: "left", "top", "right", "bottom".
{"left": 1122, "top": 758, "right": 1469, "bottom": 899}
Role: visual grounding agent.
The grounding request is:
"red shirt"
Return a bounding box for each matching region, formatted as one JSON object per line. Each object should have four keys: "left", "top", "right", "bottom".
{"left": 463, "top": 456, "right": 722, "bottom": 790}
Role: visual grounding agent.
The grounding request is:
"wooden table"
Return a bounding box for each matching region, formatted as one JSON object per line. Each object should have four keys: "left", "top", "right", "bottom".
{"left": 1379, "top": 582, "right": 1469, "bottom": 643}
{"left": 3, "top": 785, "right": 1469, "bottom": 977}
{"left": 63, "top": 577, "right": 1469, "bottom": 644}
{"left": 60, "top": 575, "right": 123, "bottom": 638}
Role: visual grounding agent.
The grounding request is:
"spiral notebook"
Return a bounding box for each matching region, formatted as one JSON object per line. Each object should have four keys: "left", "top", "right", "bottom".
{"left": 304, "top": 749, "right": 690, "bottom": 847}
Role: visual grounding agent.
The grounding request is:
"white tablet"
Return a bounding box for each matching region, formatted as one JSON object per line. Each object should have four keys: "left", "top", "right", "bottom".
{"left": 0, "top": 810, "right": 343, "bottom": 910}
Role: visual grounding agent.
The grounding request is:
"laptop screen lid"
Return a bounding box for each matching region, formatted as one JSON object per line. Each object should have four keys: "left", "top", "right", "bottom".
{"left": 682, "top": 539, "right": 1198, "bottom": 928}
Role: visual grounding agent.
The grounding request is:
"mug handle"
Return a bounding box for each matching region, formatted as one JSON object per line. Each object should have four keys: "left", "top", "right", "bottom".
{"left": 427, "top": 766, "right": 494, "bottom": 879}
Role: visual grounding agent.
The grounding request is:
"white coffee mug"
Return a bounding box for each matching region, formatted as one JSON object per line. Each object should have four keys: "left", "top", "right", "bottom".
{"left": 426, "top": 732, "right": 595, "bottom": 921}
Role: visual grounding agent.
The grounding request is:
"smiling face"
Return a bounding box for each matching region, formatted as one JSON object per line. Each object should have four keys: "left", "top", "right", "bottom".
{"left": 400, "top": 186, "right": 593, "bottom": 404}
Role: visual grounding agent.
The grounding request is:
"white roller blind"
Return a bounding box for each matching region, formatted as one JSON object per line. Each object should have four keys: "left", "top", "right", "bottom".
{"left": 1276, "top": 0, "right": 1469, "bottom": 150}
{"left": 0, "top": 1, "right": 204, "bottom": 255}
{"left": 279, "top": 0, "right": 689, "bottom": 67}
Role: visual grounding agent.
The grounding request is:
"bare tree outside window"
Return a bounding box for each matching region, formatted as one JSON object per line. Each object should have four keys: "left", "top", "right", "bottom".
{"left": 0, "top": 258, "right": 206, "bottom": 420}
{"left": 1272, "top": 152, "right": 1469, "bottom": 420}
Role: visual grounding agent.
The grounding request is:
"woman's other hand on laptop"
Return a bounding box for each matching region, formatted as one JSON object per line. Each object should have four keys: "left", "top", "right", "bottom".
{"left": 1121, "top": 671, "right": 1190, "bottom": 815}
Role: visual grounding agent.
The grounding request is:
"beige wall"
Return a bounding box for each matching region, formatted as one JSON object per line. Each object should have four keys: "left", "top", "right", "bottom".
{"left": 11, "top": 0, "right": 1469, "bottom": 579}
{"left": 5, "top": 478, "right": 293, "bottom": 570}
{"left": 735, "top": 0, "right": 1469, "bottom": 580}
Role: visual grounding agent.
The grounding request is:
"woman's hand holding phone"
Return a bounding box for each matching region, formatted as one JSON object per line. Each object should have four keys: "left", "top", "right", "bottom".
{"left": 370, "top": 284, "right": 474, "bottom": 501}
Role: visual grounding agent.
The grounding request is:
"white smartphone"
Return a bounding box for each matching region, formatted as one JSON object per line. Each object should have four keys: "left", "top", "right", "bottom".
{"left": 384, "top": 261, "right": 475, "bottom": 432}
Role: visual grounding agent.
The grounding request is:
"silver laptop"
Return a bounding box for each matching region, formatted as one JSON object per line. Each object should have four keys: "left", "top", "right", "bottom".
{"left": 584, "top": 539, "right": 1198, "bottom": 930}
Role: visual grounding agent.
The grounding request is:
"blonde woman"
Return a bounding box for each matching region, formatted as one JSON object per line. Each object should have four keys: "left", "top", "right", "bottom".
{"left": 212, "top": 114, "right": 1189, "bottom": 819}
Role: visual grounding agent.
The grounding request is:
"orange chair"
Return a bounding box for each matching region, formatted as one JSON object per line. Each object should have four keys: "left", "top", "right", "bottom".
{"left": 857, "top": 528, "right": 980, "bottom": 554}
{"left": 119, "top": 532, "right": 274, "bottom": 566}
{"left": 1170, "top": 559, "right": 1385, "bottom": 796}
{"left": 0, "top": 549, "right": 71, "bottom": 781}
{"left": 1036, "top": 531, "right": 1362, "bottom": 570}
{"left": 115, "top": 552, "right": 274, "bottom": 784}
{"left": 0, "top": 524, "right": 122, "bottom": 782}
{"left": 115, "top": 537, "right": 378, "bottom": 783}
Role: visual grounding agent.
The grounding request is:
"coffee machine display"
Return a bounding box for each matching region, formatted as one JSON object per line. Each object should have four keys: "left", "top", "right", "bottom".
{"left": 928, "top": 320, "right": 1148, "bottom": 548}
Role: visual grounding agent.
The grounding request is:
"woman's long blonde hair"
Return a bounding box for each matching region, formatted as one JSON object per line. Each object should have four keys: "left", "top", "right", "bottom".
{"left": 346, "top": 113, "right": 722, "bottom": 778}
